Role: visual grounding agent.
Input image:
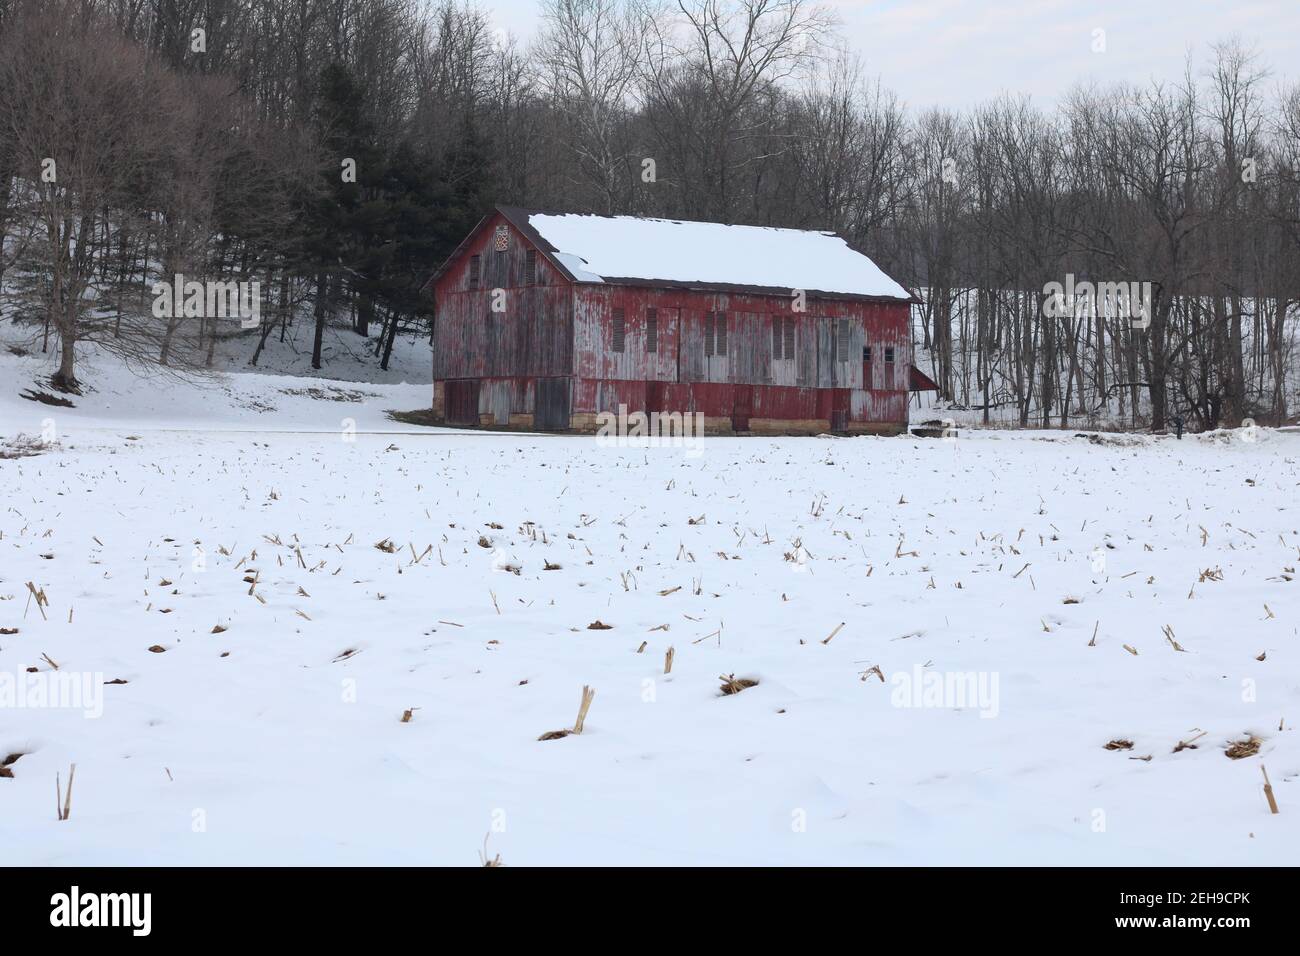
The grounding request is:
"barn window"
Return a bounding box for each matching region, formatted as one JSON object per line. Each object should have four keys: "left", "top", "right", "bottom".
{"left": 772, "top": 317, "right": 794, "bottom": 360}
{"left": 612, "top": 307, "right": 626, "bottom": 353}
{"left": 469, "top": 255, "right": 481, "bottom": 289}
{"left": 646, "top": 308, "right": 658, "bottom": 353}
{"left": 837, "top": 319, "right": 851, "bottom": 361}
{"left": 884, "top": 346, "right": 895, "bottom": 364}
{"left": 494, "top": 250, "right": 507, "bottom": 287}
{"left": 703, "top": 312, "right": 715, "bottom": 356}
{"left": 863, "top": 346, "right": 872, "bottom": 363}
{"left": 524, "top": 248, "right": 537, "bottom": 285}
{"left": 715, "top": 312, "right": 727, "bottom": 355}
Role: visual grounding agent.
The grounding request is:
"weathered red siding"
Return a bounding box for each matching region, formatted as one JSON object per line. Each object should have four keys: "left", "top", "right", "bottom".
{"left": 430, "top": 210, "right": 913, "bottom": 434}
{"left": 568, "top": 286, "right": 911, "bottom": 429}
{"left": 432, "top": 212, "right": 573, "bottom": 380}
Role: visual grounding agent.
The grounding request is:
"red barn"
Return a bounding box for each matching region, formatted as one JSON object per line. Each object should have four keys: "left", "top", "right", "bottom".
{"left": 426, "top": 206, "right": 918, "bottom": 435}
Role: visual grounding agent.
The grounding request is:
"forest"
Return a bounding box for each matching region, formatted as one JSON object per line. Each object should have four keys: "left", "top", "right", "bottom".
{"left": 0, "top": 0, "right": 1297, "bottom": 431}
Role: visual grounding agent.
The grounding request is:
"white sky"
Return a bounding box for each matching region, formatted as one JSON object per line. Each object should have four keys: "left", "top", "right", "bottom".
{"left": 491, "top": 0, "right": 1299, "bottom": 109}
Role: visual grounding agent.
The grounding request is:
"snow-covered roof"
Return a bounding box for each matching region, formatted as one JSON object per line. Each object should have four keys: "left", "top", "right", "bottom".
{"left": 509, "top": 208, "right": 912, "bottom": 301}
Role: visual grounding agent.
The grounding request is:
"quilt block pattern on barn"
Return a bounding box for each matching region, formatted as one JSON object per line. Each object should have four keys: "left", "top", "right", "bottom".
{"left": 426, "top": 205, "right": 919, "bottom": 434}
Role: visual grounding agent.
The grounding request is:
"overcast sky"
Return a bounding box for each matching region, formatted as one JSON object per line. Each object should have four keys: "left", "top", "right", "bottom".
{"left": 490, "top": 0, "right": 1298, "bottom": 110}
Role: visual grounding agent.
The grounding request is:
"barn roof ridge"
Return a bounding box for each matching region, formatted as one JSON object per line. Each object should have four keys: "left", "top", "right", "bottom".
{"left": 498, "top": 203, "right": 844, "bottom": 236}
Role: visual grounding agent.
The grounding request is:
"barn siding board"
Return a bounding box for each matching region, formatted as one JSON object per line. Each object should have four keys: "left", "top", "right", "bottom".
{"left": 729, "top": 312, "right": 768, "bottom": 384}
{"left": 480, "top": 378, "right": 508, "bottom": 424}
{"left": 813, "top": 316, "right": 863, "bottom": 389}
{"left": 433, "top": 284, "right": 572, "bottom": 379}
{"left": 752, "top": 384, "right": 817, "bottom": 420}
{"left": 851, "top": 388, "right": 907, "bottom": 422}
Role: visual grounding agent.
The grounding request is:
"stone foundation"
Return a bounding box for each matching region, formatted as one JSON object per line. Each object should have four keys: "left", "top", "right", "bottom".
{"left": 419, "top": 409, "right": 905, "bottom": 437}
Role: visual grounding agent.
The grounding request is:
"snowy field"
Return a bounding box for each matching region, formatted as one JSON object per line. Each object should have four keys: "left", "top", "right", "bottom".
{"left": 2, "top": 347, "right": 1298, "bottom": 865}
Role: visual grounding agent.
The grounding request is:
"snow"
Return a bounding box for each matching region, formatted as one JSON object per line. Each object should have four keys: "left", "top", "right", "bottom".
{"left": 2, "top": 340, "right": 1298, "bottom": 865}
{"left": 551, "top": 252, "right": 605, "bottom": 284}
{"left": 0, "top": 328, "right": 434, "bottom": 435}
{"left": 206, "top": 322, "right": 433, "bottom": 387}
{"left": 529, "top": 212, "right": 913, "bottom": 300}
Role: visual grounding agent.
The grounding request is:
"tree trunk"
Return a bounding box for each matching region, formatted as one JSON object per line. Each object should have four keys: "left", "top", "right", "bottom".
{"left": 311, "top": 271, "right": 327, "bottom": 370}
{"left": 380, "top": 308, "right": 400, "bottom": 371}
{"left": 52, "top": 323, "right": 78, "bottom": 391}
{"left": 355, "top": 287, "right": 373, "bottom": 337}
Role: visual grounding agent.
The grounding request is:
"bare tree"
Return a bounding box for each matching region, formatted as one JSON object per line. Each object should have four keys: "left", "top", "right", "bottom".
{"left": 536, "top": 0, "right": 650, "bottom": 212}
{"left": 641, "top": 0, "right": 834, "bottom": 219}
{"left": 0, "top": 0, "right": 171, "bottom": 389}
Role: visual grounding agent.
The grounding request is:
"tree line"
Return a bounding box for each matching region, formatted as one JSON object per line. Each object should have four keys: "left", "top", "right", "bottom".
{"left": 0, "top": 0, "right": 1296, "bottom": 431}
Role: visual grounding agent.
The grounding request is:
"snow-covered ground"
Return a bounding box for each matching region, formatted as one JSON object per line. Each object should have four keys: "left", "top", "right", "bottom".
{"left": 2, "top": 337, "right": 1298, "bottom": 865}
{"left": 207, "top": 321, "right": 433, "bottom": 386}
{"left": 0, "top": 326, "right": 433, "bottom": 434}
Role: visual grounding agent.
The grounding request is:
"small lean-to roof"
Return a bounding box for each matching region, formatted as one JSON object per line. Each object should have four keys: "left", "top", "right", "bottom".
{"left": 909, "top": 364, "right": 940, "bottom": 392}
{"left": 496, "top": 206, "right": 915, "bottom": 303}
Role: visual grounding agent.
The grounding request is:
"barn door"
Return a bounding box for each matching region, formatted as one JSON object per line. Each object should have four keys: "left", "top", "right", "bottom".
{"left": 831, "top": 389, "right": 850, "bottom": 432}
{"left": 731, "top": 384, "right": 754, "bottom": 432}
{"left": 445, "top": 380, "right": 479, "bottom": 426}
{"left": 534, "top": 377, "right": 570, "bottom": 431}
{"left": 646, "top": 381, "right": 665, "bottom": 415}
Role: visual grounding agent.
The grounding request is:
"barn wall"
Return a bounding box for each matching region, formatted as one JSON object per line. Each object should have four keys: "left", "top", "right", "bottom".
{"left": 850, "top": 388, "right": 908, "bottom": 423}
{"left": 432, "top": 212, "right": 573, "bottom": 379}
{"left": 573, "top": 287, "right": 907, "bottom": 389}
{"left": 570, "top": 286, "right": 910, "bottom": 428}
{"left": 860, "top": 306, "right": 910, "bottom": 391}
{"left": 436, "top": 374, "right": 578, "bottom": 430}
{"left": 574, "top": 380, "right": 858, "bottom": 419}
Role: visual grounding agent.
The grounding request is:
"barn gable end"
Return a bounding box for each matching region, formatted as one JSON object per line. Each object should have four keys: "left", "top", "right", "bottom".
{"left": 431, "top": 209, "right": 574, "bottom": 384}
